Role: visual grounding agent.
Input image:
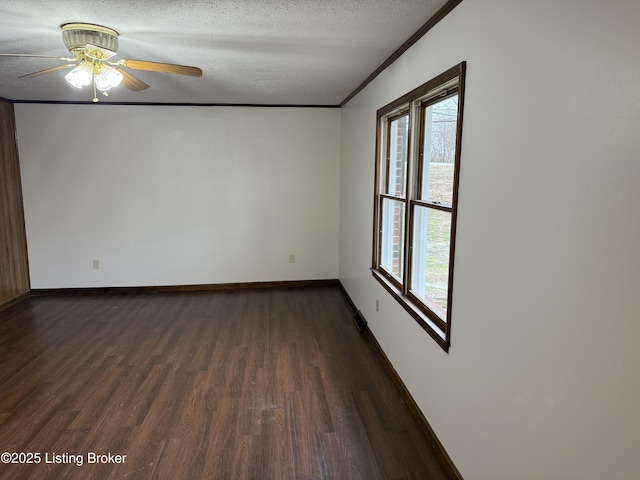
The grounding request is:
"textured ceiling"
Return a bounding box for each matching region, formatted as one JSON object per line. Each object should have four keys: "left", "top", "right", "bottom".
{"left": 0, "top": 0, "right": 452, "bottom": 105}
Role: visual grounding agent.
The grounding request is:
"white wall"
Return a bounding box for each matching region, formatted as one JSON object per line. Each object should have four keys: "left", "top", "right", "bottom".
{"left": 16, "top": 105, "right": 340, "bottom": 288}
{"left": 339, "top": 1, "right": 640, "bottom": 479}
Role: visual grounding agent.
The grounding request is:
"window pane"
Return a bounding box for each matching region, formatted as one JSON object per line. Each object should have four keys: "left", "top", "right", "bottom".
{"left": 380, "top": 197, "right": 405, "bottom": 282}
{"left": 410, "top": 205, "right": 451, "bottom": 318}
{"left": 421, "top": 95, "right": 458, "bottom": 204}
{"left": 386, "top": 115, "right": 409, "bottom": 196}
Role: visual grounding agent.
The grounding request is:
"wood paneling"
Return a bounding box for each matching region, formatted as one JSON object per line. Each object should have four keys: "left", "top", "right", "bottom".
{"left": 0, "top": 286, "right": 458, "bottom": 479}
{"left": 0, "top": 99, "right": 30, "bottom": 309}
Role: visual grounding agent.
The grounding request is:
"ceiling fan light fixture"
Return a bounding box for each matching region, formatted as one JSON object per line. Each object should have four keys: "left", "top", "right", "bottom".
{"left": 94, "top": 65, "right": 123, "bottom": 91}
{"left": 5, "top": 22, "right": 201, "bottom": 102}
{"left": 64, "top": 61, "right": 93, "bottom": 88}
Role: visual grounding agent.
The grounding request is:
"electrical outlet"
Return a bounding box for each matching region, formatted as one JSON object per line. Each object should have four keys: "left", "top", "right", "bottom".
{"left": 289, "top": 254, "right": 296, "bottom": 264}
{"left": 376, "top": 299, "right": 379, "bottom": 312}
{"left": 93, "top": 259, "right": 101, "bottom": 269}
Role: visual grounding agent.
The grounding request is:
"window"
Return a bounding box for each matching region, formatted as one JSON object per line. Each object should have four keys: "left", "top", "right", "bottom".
{"left": 372, "top": 62, "right": 466, "bottom": 351}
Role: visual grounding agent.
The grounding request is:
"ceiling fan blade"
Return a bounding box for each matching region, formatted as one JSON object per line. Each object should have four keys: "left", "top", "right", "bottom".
{"left": 18, "top": 64, "right": 76, "bottom": 79}
{"left": 119, "top": 59, "right": 202, "bottom": 77}
{"left": 114, "top": 67, "right": 149, "bottom": 91}
{"left": 0, "top": 53, "right": 77, "bottom": 61}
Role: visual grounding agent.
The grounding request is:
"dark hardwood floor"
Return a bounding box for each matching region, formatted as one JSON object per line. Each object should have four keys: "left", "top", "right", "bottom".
{"left": 0, "top": 286, "right": 454, "bottom": 479}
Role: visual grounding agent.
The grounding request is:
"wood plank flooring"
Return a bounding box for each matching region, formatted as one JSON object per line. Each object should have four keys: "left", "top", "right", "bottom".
{"left": 0, "top": 286, "right": 454, "bottom": 479}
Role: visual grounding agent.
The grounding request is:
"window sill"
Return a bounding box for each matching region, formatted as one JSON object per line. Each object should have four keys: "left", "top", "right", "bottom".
{"left": 371, "top": 268, "right": 449, "bottom": 352}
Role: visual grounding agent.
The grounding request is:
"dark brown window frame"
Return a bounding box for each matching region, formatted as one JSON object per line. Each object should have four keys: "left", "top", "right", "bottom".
{"left": 372, "top": 62, "right": 466, "bottom": 352}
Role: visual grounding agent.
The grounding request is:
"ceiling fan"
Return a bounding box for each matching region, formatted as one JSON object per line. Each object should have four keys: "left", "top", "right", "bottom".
{"left": 0, "top": 23, "right": 203, "bottom": 102}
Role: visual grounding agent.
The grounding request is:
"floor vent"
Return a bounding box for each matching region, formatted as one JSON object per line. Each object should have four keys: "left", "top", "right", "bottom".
{"left": 353, "top": 310, "right": 368, "bottom": 334}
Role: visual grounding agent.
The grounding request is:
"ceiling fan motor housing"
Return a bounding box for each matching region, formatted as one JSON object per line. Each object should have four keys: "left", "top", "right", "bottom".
{"left": 61, "top": 23, "right": 119, "bottom": 55}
